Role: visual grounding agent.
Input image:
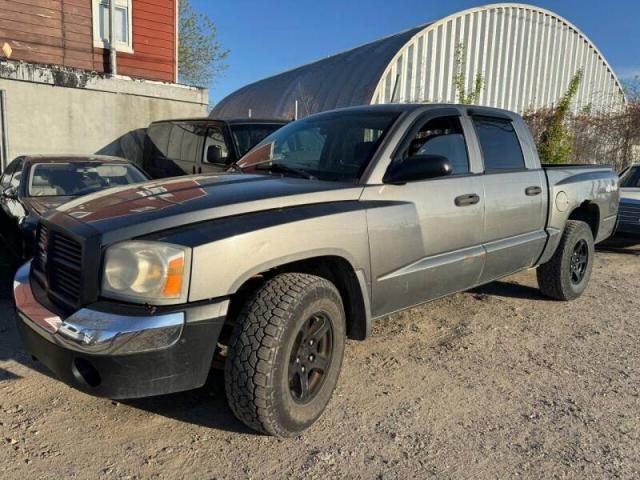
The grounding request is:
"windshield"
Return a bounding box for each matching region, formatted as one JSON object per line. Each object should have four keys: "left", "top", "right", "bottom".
{"left": 236, "top": 110, "right": 400, "bottom": 182}
{"left": 28, "top": 163, "right": 147, "bottom": 197}
{"left": 231, "top": 124, "right": 284, "bottom": 157}
{"left": 620, "top": 166, "right": 640, "bottom": 188}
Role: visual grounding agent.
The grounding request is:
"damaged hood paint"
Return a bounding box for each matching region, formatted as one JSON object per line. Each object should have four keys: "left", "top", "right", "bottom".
{"left": 54, "top": 173, "right": 363, "bottom": 238}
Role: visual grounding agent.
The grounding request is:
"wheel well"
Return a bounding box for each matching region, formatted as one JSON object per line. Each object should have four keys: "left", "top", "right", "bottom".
{"left": 226, "top": 256, "right": 368, "bottom": 341}
{"left": 568, "top": 201, "right": 600, "bottom": 239}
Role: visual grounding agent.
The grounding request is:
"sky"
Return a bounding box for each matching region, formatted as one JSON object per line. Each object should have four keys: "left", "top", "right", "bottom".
{"left": 190, "top": 0, "right": 640, "bottom": 104}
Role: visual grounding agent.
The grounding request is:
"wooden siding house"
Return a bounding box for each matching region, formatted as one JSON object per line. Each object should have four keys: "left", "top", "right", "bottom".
{"left": 0, "top": 0, "right": 178, "bottom": 82}
{"left": 0, "top": 0, "right": 207, "bottom": 171}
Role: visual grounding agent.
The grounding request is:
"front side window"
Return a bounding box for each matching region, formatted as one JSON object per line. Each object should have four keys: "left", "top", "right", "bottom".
{"left": 28, "top": 163, "right": 147, "bottom": 197}
{"left": 93, "top": 0, "right": 133, "bottom": 53}
{"left": 406, "top": 116, "right": 470, "bottom": 175}
{"left": 236, "top": 111, "right": 399, "bottom": 182}
{"left": 473, "top": 116, "right": 526, "bottom": 171}
{"left": 620, "top": 166, "right": 640, "bottom": 188}
{"left": 204, "top": 127, "right": 231, "bottom": 165}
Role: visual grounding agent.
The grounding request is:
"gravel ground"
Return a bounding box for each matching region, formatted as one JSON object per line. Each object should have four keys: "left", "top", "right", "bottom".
{"left": 0, "top": 244, "right": 639, "bottom": 479}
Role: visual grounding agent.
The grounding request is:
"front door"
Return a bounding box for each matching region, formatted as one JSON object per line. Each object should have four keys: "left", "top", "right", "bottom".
{"left": 364, "top": 113, "right": 485, "bottom": 317}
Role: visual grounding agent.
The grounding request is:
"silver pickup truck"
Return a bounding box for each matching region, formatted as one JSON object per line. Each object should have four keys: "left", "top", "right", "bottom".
{"left": 13, "top": 104, "right": 619, "bottom": 437}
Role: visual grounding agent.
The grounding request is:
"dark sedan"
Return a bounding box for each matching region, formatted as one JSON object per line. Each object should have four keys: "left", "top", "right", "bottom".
{"left": 617, "top": 164, "right": 640, "bottom": 239}
{"left": 0, "top": 155, "right": 148, "bottom": 259}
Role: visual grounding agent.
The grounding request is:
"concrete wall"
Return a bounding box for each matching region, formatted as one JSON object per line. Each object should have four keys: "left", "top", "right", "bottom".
{"left": 0, "top": 60, "right": 208, "bottom": 169}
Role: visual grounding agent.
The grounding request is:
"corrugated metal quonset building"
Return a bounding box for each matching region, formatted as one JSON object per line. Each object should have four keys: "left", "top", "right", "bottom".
{"left": 212, "top": 3, "right": 626, "bottom": 120}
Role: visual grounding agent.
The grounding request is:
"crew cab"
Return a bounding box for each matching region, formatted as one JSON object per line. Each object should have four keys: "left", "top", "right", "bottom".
{"left": 14, "top": 105, "right": 619, "bottom": 437}
{"left": 143, "top": 118, "right": 287, "bottom": 179}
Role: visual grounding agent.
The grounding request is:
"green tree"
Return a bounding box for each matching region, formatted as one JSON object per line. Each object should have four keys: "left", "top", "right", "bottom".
{"left": 454, "top": 44, "right": 483, "bottom": 104}
{"left": 538, "top": 70, "right": 583, "bottom": 164}
{"left": 178, "top": 0, "right": 229, "bottom": 86}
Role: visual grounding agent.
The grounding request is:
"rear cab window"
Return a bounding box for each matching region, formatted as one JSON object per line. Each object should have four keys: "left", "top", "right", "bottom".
{"left": 230, "top": 124, "right": 284, "bottom": 157}
{"left": 472, "top": 116, "right": 526, "bottom": 172}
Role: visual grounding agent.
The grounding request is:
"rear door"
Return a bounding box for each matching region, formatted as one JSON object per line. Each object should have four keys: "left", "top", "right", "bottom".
{"left": 470, "top": 114, "right": 547, "bottom": 283}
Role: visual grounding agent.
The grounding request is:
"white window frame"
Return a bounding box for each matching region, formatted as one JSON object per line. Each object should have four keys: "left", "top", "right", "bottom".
{"left": 92, "top": 0, "right": 134, "bottom": 54}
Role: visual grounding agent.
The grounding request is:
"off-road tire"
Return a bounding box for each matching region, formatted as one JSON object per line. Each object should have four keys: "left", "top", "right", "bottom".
{"left": 224, "top": 273, "right": 346, "bottom": 437}
{"left": 537, "top": 220, "right": 595, "bottom": 301}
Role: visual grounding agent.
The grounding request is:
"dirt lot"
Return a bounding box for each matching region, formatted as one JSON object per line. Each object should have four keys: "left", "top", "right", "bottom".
{"left": 1, "top": 245, "right": 639, "bottom": 479}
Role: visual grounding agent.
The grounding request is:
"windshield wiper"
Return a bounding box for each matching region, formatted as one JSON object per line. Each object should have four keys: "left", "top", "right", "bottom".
{"left": 255, "top": 163, "right": 315, "bottom": 180}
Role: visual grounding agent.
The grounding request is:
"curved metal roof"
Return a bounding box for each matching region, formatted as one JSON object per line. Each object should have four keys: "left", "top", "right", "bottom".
{"left": 211, "top": 25, "right": 427, "bottom": 120}
{"left": 212, "top": 3, "right": 626, "bottom": 119}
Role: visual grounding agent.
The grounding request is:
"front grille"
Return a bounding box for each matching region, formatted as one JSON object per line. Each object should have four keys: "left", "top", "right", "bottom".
{"left": 48, "top": 232, "right": 83, "bottom": 305}
{"left": 33, "top": 223, "right": 49, "bottom": 274}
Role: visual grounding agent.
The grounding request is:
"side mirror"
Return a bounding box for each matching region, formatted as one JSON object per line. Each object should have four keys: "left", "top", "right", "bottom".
{"left": 384, "top": 154, "right": 452, "bottom": 184}
{"left": 206, "top": 145, "right": 223, "bottom": 164}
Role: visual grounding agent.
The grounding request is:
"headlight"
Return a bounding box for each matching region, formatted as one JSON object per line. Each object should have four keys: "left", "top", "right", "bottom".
{"left": 102, "top": 241, "right": 191, "bottom": 304}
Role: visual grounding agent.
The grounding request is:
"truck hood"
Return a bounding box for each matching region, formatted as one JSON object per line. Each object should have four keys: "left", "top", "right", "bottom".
{"left": 55, "top": 173, "right": 363, "bottom": 239}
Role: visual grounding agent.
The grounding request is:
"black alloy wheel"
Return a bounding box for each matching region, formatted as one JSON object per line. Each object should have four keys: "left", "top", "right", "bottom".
{"left": 289, "top": 312, "right": 334, "bottom": 403}
{"left": 570, "top": 239, "right": 589, "bottom": 284}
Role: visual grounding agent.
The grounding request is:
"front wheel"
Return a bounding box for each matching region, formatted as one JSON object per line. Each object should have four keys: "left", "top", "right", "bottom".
{"left": 224, "top": 273, "right": 346, "bottom": 437}
{"left": 537, "top": 220, "right": 595, "bottom": 301}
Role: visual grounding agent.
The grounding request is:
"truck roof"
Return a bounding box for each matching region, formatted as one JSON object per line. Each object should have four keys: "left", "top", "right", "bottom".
{"left": 150, "top": 117, "right": 288, "bottom": 126}
{"left": 309, "top": 103, "right": 520, "bottom": 118}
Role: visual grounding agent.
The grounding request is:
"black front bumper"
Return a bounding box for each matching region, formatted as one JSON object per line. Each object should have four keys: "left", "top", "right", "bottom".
{"left": 14, "top": 262, "right": 227, "bottom": 400}
{"left": 17, "top": 315, "right": 224, "bottom": 399}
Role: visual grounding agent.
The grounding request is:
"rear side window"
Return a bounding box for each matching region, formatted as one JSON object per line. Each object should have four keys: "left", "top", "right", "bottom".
{"left": 472, "top": 116, "right": 526, "bottom": 171}
{"left": 179, "top": 124, "right": 205, "bottom": 163}
{"left": 147, "top": 124, "right": 172, "bottom": 158}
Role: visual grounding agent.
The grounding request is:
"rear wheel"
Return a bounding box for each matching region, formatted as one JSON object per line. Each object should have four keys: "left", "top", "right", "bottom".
{"left": 224, "top": 273, "right": 346, "bottom": 437}
{"left": 537, "top": 220, "right": 595, "bottom": 301}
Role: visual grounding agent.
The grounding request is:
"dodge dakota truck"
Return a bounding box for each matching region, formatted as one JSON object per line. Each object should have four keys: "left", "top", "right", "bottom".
{"left": 13, "top": 104, "right": 619, "bottom": 437}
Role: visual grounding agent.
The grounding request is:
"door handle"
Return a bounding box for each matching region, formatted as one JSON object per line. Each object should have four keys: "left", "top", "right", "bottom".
{"left": 455, "top": 193, "right": 480, "bottom": 207}
{"left": 525, "top": 186, "right": 542, "bottom": 196}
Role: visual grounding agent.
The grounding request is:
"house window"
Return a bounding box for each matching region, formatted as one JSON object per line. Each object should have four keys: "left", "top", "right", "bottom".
{"left": 92, "top": 0, "right": 133, "bottom": 53}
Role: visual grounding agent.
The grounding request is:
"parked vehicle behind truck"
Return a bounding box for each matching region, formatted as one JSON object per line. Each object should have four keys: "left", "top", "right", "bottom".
{"left": 143, "top": 118, "right": 287, "bottom": 179}
{"left": 616, "top": 163, "right": 640, "bottom": 238}
{"left": 0, "top": 155, "right": 148, "bottom": 259}
{"left": 14, "top": 104, "right": 619, "bottom": 437}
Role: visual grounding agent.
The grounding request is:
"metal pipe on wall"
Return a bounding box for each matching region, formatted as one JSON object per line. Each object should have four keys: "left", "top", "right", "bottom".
{"left": 0, "top": 90, "right": 9, "bottom": 172}
{"left": 109, "top": 0, "right": 117, "bottom": 75}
